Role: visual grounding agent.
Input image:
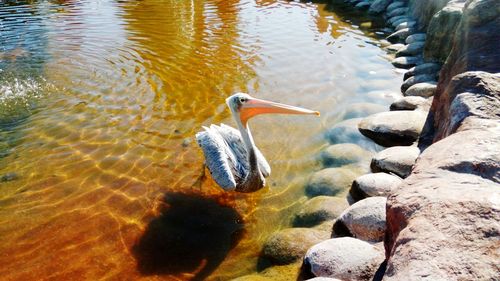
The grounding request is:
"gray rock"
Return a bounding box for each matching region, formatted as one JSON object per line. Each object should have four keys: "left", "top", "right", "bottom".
{"left": 390, "top": 96, "right": 432, "bottom": 111}
{"left": 320, "top": 143, "right": 373, "bottom": 167}
{"left": 387, "top": 28, "right": 413, "bottom": 43}
{"left": 424, "top": 1, "right": 466, "bottom": 63}
{"left": 371, "top": 146, "right": 420, "bottom": 178}
{"left": 1, "top": 172, "right": 19, "bottom": 182}
{"left": 368, "top": 0, "right": 393, "bottom": 14}
{"left": 325, "top": 118, "right": 378, "bottom": 150}
{"left": 405, "top": 33, "right": 426, "bottom": 44}
{"left": 404, "top": 82, "right": 437, "bottom": 97}
{"left": 385, "top": 43, "right": 406, "bottom": 53}
{"left": 355, "top": 1, "right": 372, "bottom": 10}
{"left": 350, "top": 172, "right": 403, "bottom": 201}
{"left": 386, "top": 1, "right": 405, "bottom": 12}
{"left": 404, "top": 62, "right": 441, "bottom": 80}
{"left": 358, "top": 111, "right": 427, "bottom": 146}
{"left": 294, "top": 196, "right": 349, "bottom": 227}
{"left": 391, "top": 56, "right": 422, "bottom": 69}
{"left": 343, "top": 102, "right": 386, "bottom": 119}
{"left": 336, "top": 197, "right": 387, "bottom": 242}
{"left": 304, "top": 237, "right": 384, "bottom": 280}
{"left": 306, "top": 168, "right": 360, "bottom": 197}
{"left": 395, "top": 41, "right": 425, "bottom": 57}
{"left": 395, "top": 20, "right": 416, "bottom": 31}
{"left": 387, "top": 7, "right": 408, "bottom": 18}
{"left": 262, "top": 227, "right": 329, "bottom": 265}
{"left": 387, "top": 15, "right": 408, "bottom": 26}
{"left": 401, "top": 74, "right": 436, "bottom": 92}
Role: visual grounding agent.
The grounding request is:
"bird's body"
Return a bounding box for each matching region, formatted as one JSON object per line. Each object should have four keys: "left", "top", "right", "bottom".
{"left": 196, "top": 93, "right": 319, "bottom": 193}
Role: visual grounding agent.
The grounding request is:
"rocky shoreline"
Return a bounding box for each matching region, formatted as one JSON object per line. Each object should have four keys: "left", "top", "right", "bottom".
{"left": 234, "top": 0, "right": 499, "bottom": 280}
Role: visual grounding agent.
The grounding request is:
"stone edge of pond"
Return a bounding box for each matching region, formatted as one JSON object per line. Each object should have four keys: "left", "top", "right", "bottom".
{"left": 234, "top": 0, "right": 500, "bottom": 280}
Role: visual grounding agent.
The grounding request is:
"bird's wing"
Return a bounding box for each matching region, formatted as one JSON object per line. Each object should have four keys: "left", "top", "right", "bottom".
{"left": 196, "top": 125, "right": 243, "bottom": 190}
{"left": 219, "top": 124, "right": 271, "bottom": 178}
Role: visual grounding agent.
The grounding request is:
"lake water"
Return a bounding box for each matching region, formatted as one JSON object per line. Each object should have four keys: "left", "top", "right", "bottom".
{"left": 0, "top": 0, "right": 402, "bottom": 280}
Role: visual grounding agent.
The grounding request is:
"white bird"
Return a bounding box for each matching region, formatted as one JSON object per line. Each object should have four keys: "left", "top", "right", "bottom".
{"left": 196, "top": 93, "right": 319, "bottom": 193}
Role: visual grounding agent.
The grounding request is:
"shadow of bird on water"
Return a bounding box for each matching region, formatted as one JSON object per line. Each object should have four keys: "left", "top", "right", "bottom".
{"left": 132, "top": 191, "right": 245, "bottom": 281}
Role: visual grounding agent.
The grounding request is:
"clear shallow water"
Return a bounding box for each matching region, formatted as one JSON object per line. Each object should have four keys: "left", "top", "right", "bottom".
{"left": 0, "top": 0, "right": 402, "bottom": 280}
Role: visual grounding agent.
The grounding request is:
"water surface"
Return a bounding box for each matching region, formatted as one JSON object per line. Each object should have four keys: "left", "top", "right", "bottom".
{"left": 0, "top": 0, "right": 402, "bottom": 280}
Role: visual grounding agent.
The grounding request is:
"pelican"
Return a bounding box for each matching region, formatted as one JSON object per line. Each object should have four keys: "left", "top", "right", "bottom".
{"left": 196, "top": 93, "right": 319, "bottom": 193}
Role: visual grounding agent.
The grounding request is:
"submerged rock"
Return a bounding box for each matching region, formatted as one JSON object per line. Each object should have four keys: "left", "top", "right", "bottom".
{"left": 0, "top": 172, "right": 19, "bottom": 182}
{"left": 390, "top": 96, "right": 432, "bottom": 111}
{"left": 343, "top": 103, "right": 386, "bottom": 119}
{"left": 320, "top": 143, "right": 372, "bottom": 168}
{"left": 325, "top": 118, "right": 378, "bottom": 150}
{"left": 350, "top": 172, "right": 403, "bottom": 201}
{"left": 404, "top": 82, "right": 437, "bottom": 97}
{"left": 358, "top": 111, "right": 427, "bottom": 147}
{"left": 335, "top": 197, "right": 387, "bottom": 242}
{"left": 306, "top": 168, "right": 360, "bottom": 197}
{"left": 262, "top": 228, "right": 329, "bottom": 265}
{"left": 304, "top": 237, "right": 384, "bottom": 280}
{"left": 293, "top": 196, "right": 348, "bottom": 227}
{"left": 371, "top": 146, "right": 420, "bottom": 178}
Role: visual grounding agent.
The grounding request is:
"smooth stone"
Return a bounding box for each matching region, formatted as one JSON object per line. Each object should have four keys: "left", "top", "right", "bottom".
{"left": 387, "top": 28, "right": 413, "bottom": 43}
{"left": 293, "top": 196, "right": 349, "bottom": 227}
{"left": 390, "top": 96, "right": 432, "bottom": 111}
{"left": 395, "top": 41, "right": 425, "bottom": 57}
{"left": 387, "top": 7, "right": 408, "bottom": 18}
{"left": 262, "top": 228, "right": 329, "bottom": 265}
{"left": 403, "top": 62, "right": 441, "bottom": 80}
{"left": 387, "top": 15, "right": 408, "bottom": 26}
{"left": 304, "top": 237, "right": 384, "bottom": 280}
{"left": 395, "top": 20, "right": 416, "bottom": 31}
{"left": 386, "top": 1, "right": 405, "bottom": 12}
{"left": 401, "top": 74, "right": 436, "bottom": 93}
{"left": 404, "top": 82, "right": 437, "bottom": 97}
{"left": 371, "top": 146, "right": 420, "bottom": 178}
{"left": 350, "top": 172, "right": 403, "bottom": 201}
{"left": 368, "top": 0, "right": 392, "bottom": 14}
{"left": 320, "top": 143, "right": 373, "bottom": 167}
{"left": 391, "top": 56, "right": 422, "bottom": 69}
{"left": 343, "top": 102, "right": 386, "bottom": 119}
{"left": 325, "top": 118, "right": 378, "bottom": 150}
{"left": 405, "top": 33, "right": 426, "bottom": 44}
{"left": 391, "top": 17, "right": 410, "bottom": 28}
{"left": 385, "top": 43, "right": 405, "bottom": 53}
{"left": 355, "top": 1, "right": 371, "bottom": 9}
{"left": 306, "top": 168, "right": 360, "bottom": 197}
{"left": 335, "top": 197, "right": 387, "bottom": 242}
{"left": 358, "top": 111, "right": 427, "bottom": 147}
{"left": 1, "top": 172, "right": 19, "bottom": 182}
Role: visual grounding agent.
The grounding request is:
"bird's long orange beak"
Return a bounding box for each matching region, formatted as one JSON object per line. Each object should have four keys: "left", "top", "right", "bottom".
{"left": 240, "top": 97, "right": 320, "bottom": 126}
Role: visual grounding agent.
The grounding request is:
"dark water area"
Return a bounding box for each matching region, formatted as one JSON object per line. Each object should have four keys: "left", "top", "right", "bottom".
{"left": 0, "top": 0, "right": 402, "bottom": 280}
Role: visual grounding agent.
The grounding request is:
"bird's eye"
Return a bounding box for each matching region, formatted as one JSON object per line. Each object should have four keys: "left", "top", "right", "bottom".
{"left": 239, "top": 97, "right": 247, "bottom": 103}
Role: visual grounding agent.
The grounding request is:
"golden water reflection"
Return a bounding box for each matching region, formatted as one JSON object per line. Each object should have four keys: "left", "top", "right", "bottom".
{"left": 0, "top": 0, "right": 401, "bottom": 280}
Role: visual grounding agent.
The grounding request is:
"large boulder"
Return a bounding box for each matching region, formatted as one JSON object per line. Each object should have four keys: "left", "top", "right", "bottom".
{"left": 306, "top": 168, "right": 361, "bottom": 197}
{"left": 334, "top": 197, "right": 387, "bottom": 242}
{"left": 320, "top": 143, "right": 372, "bottom": 168}
{"left": 384, "top": 128, "right": 500, "bottom": 280}
{"left": 350, "top": 173, "right": 403, "bottom": 201}
{"left": 262, "top": 228, "right": 329, "bottom": 265}
{"left": 304, "top": 237, "right": 385, "bottom": 280}
{"left": 293, "top": 196, "right": 348, "bottom": 227}
{"left": 370, "top": 146, "right": 420, "bottom": 178}
{"left": 358, "top": 111, "right": 427, "bottom": 147}
{"left": 424, "top": 0, "right": 466, "bottom": 63}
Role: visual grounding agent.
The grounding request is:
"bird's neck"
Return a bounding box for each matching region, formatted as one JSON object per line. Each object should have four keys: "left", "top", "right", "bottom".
{"left": 237, "top": 122, "right": 264, "bottom": 191}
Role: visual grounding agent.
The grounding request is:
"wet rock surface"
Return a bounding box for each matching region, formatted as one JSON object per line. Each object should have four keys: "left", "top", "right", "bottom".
{"left": 320, "top": 143, "right": 372, "bottom": 168}
{"left": 304, "top": 237, "right": 384, "bottom": 281}
{"left": 371, "top": 146, "right": 420, "bottom": 178}
{"left": 390, "top": 96, "right": 432, "bottom": 111}
{"left": 404, "top": 81, "right": 437, "bottom": 97}
{"left": 262, "top": 228, "right": 329, "bottom": 265}
{"left": 306, "top": 168, "right": 361, "bottom": 197}
{"left": 358, "top": 111, "right": 427, "bottom": 147}
{"left": 391, "top": 56, "right": 422, "bottom": 69}
{"left": 293, "top": 196, "right": 349, "bottom": 227}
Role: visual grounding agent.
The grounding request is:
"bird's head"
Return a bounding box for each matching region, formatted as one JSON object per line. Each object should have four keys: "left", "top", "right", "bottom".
{"left": 226, "top": 93, "right": 319, "bottom": 127}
